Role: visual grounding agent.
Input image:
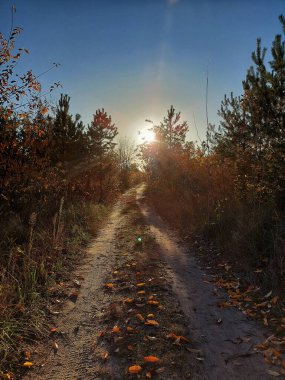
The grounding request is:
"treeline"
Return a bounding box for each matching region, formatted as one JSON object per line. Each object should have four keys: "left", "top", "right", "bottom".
{"left": 141, "top": 15, "right": 285, "bottom": 288}
{"left": 0, "top": 25, "right": 139, "bottom": 374}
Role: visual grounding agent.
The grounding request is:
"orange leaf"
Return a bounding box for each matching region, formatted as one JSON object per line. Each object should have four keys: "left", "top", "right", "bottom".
{"left": 101, "top": 352, "right": 109, "bottom": 361}
{"left": 145, "top": 319, "right": 159, "bottom": 326}
{"left": 147, "top": 300, "right": 159, "bottom": 306}
{"left": 42, "top": 107, "right": 48, "bottom": 115}
{"left": 128, "top": 365, "right": 142, "bottom": 374}
{"left": 112, "top": 325, "right": 120, "bottom": 333}
{"left": 22, "top": 362, "right": 33, "bottom": 367}
{"left": 25, "top": 350, "right": 31, "bottom": 360}
{"left": 105, "top": 283, "right": 114, "bottom": 289}
{"left": 144, "top": 356, "right": 160, "bottom": 363}
{"left": 124, "top": 298, "right": 134, "bottom": 304}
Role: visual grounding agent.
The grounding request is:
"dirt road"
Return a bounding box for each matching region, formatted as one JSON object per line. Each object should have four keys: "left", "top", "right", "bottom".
{"left": 27, "top": 185, "right": 272, "bottom": 379}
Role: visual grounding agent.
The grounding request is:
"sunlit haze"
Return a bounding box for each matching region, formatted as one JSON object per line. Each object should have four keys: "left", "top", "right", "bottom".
{"left": 1, "top": 0, "right": 284, "bottom": 143}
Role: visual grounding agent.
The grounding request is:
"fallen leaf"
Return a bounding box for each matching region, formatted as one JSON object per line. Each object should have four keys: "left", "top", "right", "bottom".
{"left": 25, "top": 351, "right": 31, "bottom": 360}
{"left": 147, "top": 313, "right": 154, "bottom": 318}
{"left": 137, "top": 290, "right": 146, "bottom": 295}
{"left": 146, "top": 335, "right": 157, "bottom": 341}
{"left": 128, "top": 365, "right": 142, "bottom": 374}
{"left": 136, "top": 313, "right": 145, "bottom": 322}
{"left": 146, "top": 371, "right": 152, "bottom": 378}
{"left": 22, "top": 362, "right": 33, "bottom": 367}
{"left": 264, "top": 291, "right": 273, "bottom": 299}
{"left": 101, "top": 352, "right": 109, "bottom": 361}
{"left": 217, "top": 301, "right": 231, "bottom": 308}
{"left": 271, "top": 296, "right": 279, "bottom": 305}
{"left": 145, "top": 319, "right": 159, "bottom": 326}
{"left": 147, "top": 300, "right": 159, "bottom": 306}
{"left": 105, "top": 283, "right": 114, "bottom": 289}
{"left": 144, "top": 356, "right": 160, "bottom": 363}
{"left": 53, "top": 342, "right": 59, "bottom": 353}
{"left": 112, "top": 326, "right": 120, "bottom": 333}
{"left": 124, "top": 298, "right": 134, "bottom": 304}
{"left": 137, "top": 283, "right": 145, "bottom": 287}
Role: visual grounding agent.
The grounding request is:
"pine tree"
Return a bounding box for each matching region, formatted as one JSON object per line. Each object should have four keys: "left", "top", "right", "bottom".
{"left": 87, "top": 108, "right": 118, "bottom": 202}
{"left": 51, "top": 94, "right": 86, "bottom": 164}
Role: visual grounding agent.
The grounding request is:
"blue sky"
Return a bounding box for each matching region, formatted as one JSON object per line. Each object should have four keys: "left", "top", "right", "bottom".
{"left": 1, "top": 0, "right": 284, "bottom": 143}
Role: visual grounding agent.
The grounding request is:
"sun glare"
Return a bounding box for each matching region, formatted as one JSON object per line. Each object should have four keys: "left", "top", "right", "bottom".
{"left": 141, "top": 129, "right": 155, "bottom": 143}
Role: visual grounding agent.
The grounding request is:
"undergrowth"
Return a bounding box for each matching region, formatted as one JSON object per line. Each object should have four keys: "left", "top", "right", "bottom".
{"left": 0, "top": 198, "right": 111, "bottom": 378}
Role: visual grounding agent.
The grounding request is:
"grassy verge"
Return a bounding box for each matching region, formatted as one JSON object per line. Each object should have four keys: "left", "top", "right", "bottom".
{"left": 0, "top": 199, "right": 111, "bottom": 379}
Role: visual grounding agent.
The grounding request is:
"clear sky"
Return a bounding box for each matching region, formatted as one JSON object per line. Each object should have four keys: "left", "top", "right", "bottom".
{"left": 1, "top": 0, "right": 284, "bottom": 143}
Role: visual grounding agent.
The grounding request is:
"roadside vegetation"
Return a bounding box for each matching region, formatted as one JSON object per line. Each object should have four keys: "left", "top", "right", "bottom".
{"left": 0, "top": 18, "right": 140, "bottom": 378}
{"left": 141, "top": 15, "right": 285, "bottom": 295}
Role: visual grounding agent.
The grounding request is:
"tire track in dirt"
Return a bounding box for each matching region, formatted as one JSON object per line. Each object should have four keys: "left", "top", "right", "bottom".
{"left": 136, "top": 184, "right": 272, "bottom": 380}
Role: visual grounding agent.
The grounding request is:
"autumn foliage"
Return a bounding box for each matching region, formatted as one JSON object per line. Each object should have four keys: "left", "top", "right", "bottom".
{"left": 0, "top": 21, "right": 139, "bottom": 375}
{"left": 142, "top": 15, "right": 285, "bottom": 288}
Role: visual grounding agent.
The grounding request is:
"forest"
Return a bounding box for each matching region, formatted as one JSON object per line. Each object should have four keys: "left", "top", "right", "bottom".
{"left": 1, "top": 9, "right": 285, "bottom": 380}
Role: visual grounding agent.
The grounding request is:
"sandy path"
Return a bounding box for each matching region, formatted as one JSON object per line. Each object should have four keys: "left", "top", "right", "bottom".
{"left": 29, "top": 190, "right": 133, "bottom": 380}
{"left": 136, "top": 184, "right": 271, "bottom": 380}
{"left": 28, "top": 184, "right": 273, "bottom": 380}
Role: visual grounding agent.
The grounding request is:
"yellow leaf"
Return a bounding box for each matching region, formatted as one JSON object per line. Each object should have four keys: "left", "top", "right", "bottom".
{"left": 144, "top": 356, "right": 160, "bottom": 363}
{"left": 137, "top": 283, "right": 145, "bottom": 287}
{"left": 147, "top": 313, "right": 154, "bottom": 318}
{"left": 23, "top": 362, "right": 33, "bottom": 367}
{"left": 128, "top": 365, "right": 142, "bottom": 374}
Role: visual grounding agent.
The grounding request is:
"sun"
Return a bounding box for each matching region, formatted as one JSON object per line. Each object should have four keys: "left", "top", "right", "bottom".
{"left": 141, "top": 129, "right": 155, "bottom": 143}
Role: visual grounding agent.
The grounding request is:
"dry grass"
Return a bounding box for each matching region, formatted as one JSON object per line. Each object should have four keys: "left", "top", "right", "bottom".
{"left": 0, "top": 198, "right": 111, "bottom": 377}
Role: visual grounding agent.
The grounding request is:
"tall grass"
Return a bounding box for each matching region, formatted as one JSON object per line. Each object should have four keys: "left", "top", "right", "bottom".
{"left": 0, "top": 196, "right": 110, "bottom": 375}
{"left": 146, "top": 151, "right": 285, "bottom": 290}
